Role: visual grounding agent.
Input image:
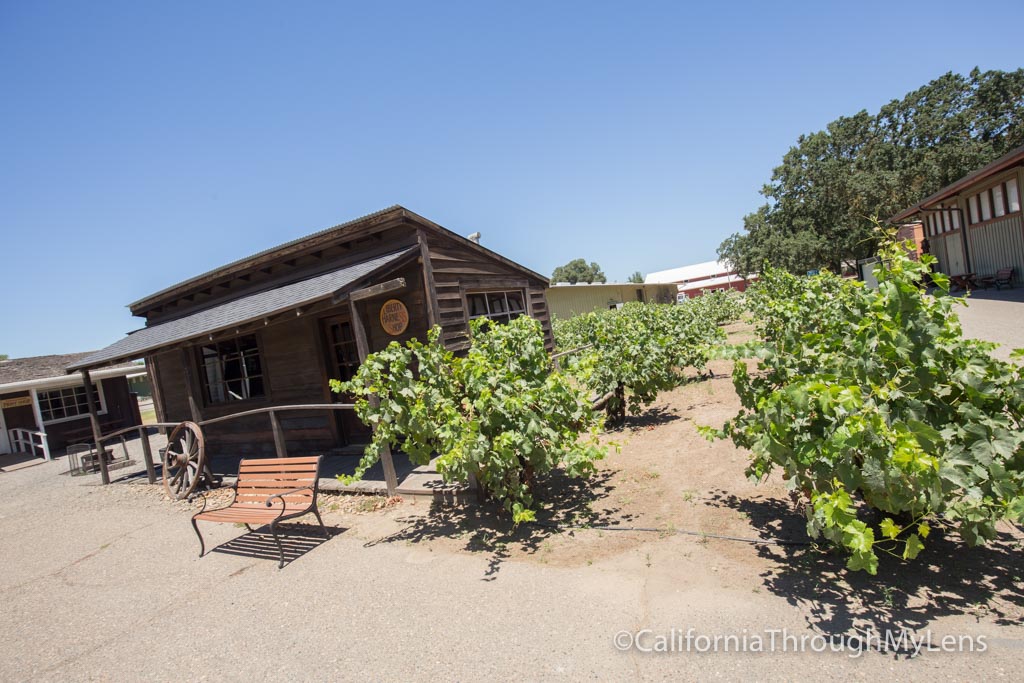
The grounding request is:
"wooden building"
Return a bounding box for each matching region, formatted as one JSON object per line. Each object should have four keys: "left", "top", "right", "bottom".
{"left": 546, "top": 282, "right": 677, "bottom": 320}
{"left": 0, "top": 354, "right": 144, "bottom": 458}
{"left": 891, "top": 144, "right": 1024, "bottom": 283}
{"left": 69, "top": 206, "right": 552, "bottom": 458}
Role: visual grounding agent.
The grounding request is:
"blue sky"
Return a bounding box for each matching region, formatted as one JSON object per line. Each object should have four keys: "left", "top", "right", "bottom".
{"left": 2, "top": 1, "right": 1022, "bottom": 357}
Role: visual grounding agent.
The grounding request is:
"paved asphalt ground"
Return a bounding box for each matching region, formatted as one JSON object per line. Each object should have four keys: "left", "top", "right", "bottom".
{"left": 1, "top": 289, "right": 1023, "bottom": 682}
{"left": 952, "top": 285, "right": 1024, "bottom": 360}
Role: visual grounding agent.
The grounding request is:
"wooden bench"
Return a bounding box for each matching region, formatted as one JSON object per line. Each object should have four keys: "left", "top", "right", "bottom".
{"left": 190, "top": 455, "right": 327, "bottom": 568}
{"left": 977, "top": 267, "right": 1015, "bottom": 290}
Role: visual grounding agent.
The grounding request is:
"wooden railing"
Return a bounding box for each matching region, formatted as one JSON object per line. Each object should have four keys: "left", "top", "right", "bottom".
{"left": 89, "top": 346, "right": 598, "bottom": 491}
{"left": 8, "top": 428, "right": 51, "bottom": 461}
{"left": 550, "top": 343, "right": 593, "bottom": 371}
{"left": 94, "top": 404, "right": 359, "bottom": 487}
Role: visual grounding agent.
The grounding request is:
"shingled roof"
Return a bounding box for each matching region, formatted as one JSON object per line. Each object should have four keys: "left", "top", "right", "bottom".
{"left": 68, "top": 246, "right": 418, "bottom": 372}
{"left": 0, "top": 354, "right": 138, "bottom": 386}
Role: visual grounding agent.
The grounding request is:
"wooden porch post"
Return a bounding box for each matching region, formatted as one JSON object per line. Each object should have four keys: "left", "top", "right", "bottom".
{"left": 80, "top": 369, "right": 110, "bottom": 485}
{"left": 179, "top": 348, "right": 203, "bottom": 423}
{"left": 270, "top": 410, "right": 287, "bottom": 458}
{"left": 27, "top": 388, "right": 51, "bottom": 460}
{"left": 417, "top": 229, "right": 440, "bottom": 329}
{"left": 348, "top": 298, "right": 399, "bottom": 497}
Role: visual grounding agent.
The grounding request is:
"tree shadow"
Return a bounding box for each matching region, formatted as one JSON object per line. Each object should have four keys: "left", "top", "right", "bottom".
{"left": 605, "top": 405, "right": 682, "bottom": 433}
{"left": 707, "top": 490, "right": 1024, "bottom": 636}
{"left": 365, "top": 467, "right": 629, "bottom": 580}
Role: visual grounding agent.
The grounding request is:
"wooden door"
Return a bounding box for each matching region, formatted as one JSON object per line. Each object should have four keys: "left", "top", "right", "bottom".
{"left": 946, "top": 235, "right": 966, "bottom": 275}
{"left": 322, "top": 316, "right": 372, "bottom": 445}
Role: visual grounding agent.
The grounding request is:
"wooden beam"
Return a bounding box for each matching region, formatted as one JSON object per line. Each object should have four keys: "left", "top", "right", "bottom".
{"left": 80, "top": 369, "right": 111, "bottom": 485}
{"left": 348, "top": 300, "right": 370, "bottom": 370}
{"left": 270, "top": 410, "right": 287, "bottom": 458}
{"left": 344, "top": 277, "right": 407, "bottom": 303}
{"left": 348, "top": 298, "right": 398, "bottom": 496}
{"left": 139, "top": 426, "right": 156, "bottom": 484}
{"left": 27, "top": 389, "right": 51, "bottom": 461}
{"left": 417, "top": 229, "right": 441, "bottom": 329}
{"left": 180, "top": 348, "right": 203, "bottom": 422}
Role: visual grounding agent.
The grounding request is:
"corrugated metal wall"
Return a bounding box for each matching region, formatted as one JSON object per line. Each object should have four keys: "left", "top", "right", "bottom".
{"left": 930, "top": 233, "right": 950, "bottom": 274}
{"left": 968, "top": 214, "right": 1024, "bottom": 282}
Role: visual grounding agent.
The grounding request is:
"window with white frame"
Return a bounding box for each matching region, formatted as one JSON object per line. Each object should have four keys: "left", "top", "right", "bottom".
{"left": 466, "top": 290, "right": 527, "bottom": 325}
{"left": 38, "top": 384, "right": 104, "bottom": 423}
{"left": 993, "top": 184, "right": 1006, "bottom": 218}
{"left": 967, "top": 177, "right": 1022, "bottom": 225}
{"left": 927, "top": 207, "right": 959, "bottom": 236}
{"left": 197, "top": 334, "right": 266, "bottom": 404}
{"left": 969, "top": 195, "right": 980, "bottom": 224}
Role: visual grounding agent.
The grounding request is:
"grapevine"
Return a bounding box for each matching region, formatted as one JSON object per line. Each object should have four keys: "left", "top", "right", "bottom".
{"left": 706, "top": 228, "right": 1024, "bottom": 573}
{"left": 332, "top": 316, "right": 606, "bottom": 523}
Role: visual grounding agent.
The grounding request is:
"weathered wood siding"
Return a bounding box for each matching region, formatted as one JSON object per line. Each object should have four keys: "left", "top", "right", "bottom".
{"left": 0, "top": 391, "right": 35, "bottom": 432}
{"left": 151, "top": 315, "right": 341, "bottom": 457}
{"left": 137, "top": 215, "right": 553, "bottom": 458}
{"left": 425, "top": 234, "right": 553, "bottom": 351}
{"left": 360, "top": 260, "right": 432, "bottom": 352}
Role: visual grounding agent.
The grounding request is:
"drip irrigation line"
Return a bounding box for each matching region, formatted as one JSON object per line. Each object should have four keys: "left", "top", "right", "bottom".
{"left": 529, "top": 519, "right": 813, "bottom": 546}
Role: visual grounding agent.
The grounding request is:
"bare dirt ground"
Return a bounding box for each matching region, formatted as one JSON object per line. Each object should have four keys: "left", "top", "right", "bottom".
{"left": 1, "top": 310, "right": 1023, "bottom": 680}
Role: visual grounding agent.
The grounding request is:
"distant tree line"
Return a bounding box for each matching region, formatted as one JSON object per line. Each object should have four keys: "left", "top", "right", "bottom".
{"left": 719, "top": 68, "right": 1024, "bottom": 275}
{"left": 551, "top": 259, "right": 606, "bottom": 284}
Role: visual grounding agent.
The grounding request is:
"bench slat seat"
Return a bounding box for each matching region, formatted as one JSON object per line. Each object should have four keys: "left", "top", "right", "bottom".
{"left": 190, "top": 455, "right": 327, "bottom": 568}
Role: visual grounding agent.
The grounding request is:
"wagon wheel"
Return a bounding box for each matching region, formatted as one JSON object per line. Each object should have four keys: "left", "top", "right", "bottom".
{"left": 162, "top": 421, "right": 206, "bottom": 500}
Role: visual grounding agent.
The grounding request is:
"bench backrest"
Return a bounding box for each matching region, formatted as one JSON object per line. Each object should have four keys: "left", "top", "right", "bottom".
{"left": 997, "top": 267, "right": 1014, "bottom": 279}
{"left": 235, "top": 455, "right": 322, "bottom": 508}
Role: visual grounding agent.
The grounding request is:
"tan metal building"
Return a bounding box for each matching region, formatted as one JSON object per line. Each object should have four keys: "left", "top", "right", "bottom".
{"left": 546, "top": 282, "right": 677, "bottom": 320}
{"left": 891, "top": 145, "right": 1024, "bottom": 283}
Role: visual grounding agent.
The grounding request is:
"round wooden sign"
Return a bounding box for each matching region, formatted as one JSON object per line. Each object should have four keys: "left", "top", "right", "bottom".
{"left": 379, "top": 298, "right": 409, "bottom": 336}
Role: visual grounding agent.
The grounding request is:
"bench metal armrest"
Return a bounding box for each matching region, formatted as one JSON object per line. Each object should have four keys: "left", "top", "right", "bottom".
{"left": 265, "top": 486, "right": 315, "bottom": 514}
{"left": 188, "top": 490, "right": 209, "bottom": 515}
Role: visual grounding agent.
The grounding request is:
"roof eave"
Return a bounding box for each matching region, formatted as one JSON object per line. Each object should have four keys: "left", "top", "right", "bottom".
{"left": 889, "top": 143, "right": 1024, "bottom": 224}
{"left": 3, "top": 364, "right": 145, "bottom": 393}
{"left": 67, "top": 247, "right": 420, "bottom": 373}
{"left": 398, "top": 208, "right": 550, "bottom": 285}
{"left": 127, "top": 205, "right": 408, "bottom": 315}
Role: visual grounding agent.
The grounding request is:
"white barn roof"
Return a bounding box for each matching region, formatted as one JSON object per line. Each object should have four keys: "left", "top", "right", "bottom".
{"left": 678, "top": 273, "right": 754, "bottom": 293}
{"left": 645, "top": 260, "right": 732, "bottom": 284}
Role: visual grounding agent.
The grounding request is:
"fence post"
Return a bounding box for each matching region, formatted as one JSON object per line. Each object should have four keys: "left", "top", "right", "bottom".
{"left": 139, "top": 426, "right": 156, "bottom": 484}
{"left": 81, "top": 369, "right": 110, "bottom": 485}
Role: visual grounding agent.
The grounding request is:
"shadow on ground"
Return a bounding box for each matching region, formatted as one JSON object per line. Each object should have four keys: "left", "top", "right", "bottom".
{"left": 210, "top": 523, "right": 347, "bottom": 568}
{"left": 604, "top": 405, "right": 682, "bottom": 433}
{"left": 365, "top": 467, "right": 631, "bottom": 580}
{"left": 709, "top": 490, "right": 1024, "bottom": 637}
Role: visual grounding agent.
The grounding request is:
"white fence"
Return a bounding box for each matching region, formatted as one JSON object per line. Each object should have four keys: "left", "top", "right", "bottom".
{"left": 8, "top": 428, "right": 51, "bottom": 461}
